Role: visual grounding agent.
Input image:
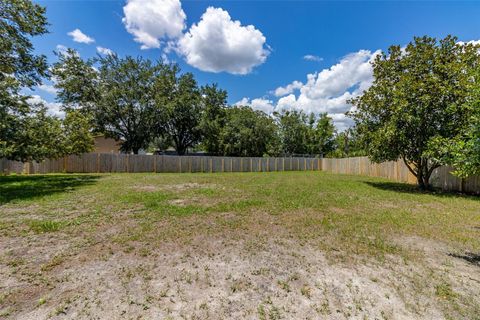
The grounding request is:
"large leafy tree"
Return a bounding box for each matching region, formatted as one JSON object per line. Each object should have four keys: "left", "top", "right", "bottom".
{"left": 199, "top": 84, "right": 227, "bottom": 155}
{"left": 275, "top": 110, "right": 309, "bottom": 155}
{"left": 51, "top": 49, "right": 99, "bottom": 115}
{"left": 97, "top": 55, "right": 162, "bottom": 154}
{"left": 219, "top": 106, "right": 279, "bottom": 157}
{"left": 53, "top": 54, "right": 163, "bottom": 154}
{"left": 154, "top": 65, "right": 203, "bottom": 155}
{"left": 426, "top": 65, "right": 480, "bottom": 178}
{"left": 307, "top": 112, "right": 335, "bottom": 156}
{"left": 350, "top": 36, "right": 479, "bottom": 189}
{"left": 1, "top": 0, "right": 48, "bottom": 159}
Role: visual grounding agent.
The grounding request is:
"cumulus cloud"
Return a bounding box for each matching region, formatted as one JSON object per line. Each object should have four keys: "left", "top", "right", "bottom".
{"left": 68, "top": 29, "right": 95, "bottom": 44}
{"left": 177, "top": 7, "right": 270, "bottom": 74}
{"left": 273, "top": 80, "right": 303, "bottom": 97}
{"left": 96, "top": 46, "right": 114, "bottom": 55}
{"left": 235, "top": 97, "right": 275, "bottom": 114}
{"left": 122, "top": 0, "right": 186, "bottom": 50}
{"left": 27, "top": 95, "right": 64, "bottom": 118}
{"left": 303, "top": 54, "right": 323, "bottom": 62}
{"left": 38, "top": 84, "right": 57, "bottom": 95}
{"left": 244, "top": 49, "right": 380, "bottom": 130}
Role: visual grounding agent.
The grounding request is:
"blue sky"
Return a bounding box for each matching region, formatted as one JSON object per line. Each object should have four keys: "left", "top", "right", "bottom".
{"left": 32, "top": 0, "right": 480, "bottom": 129}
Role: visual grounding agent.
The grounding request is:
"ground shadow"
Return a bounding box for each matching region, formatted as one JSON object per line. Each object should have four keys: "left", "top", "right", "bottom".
{"left": 0, "top": 175, "right": 100, "bottom": 205}
{"left": 364, "top": 181, "right": 480, "bottom": 200}
{"left": 448, "top": 252, "right": 480, "bottom": 267}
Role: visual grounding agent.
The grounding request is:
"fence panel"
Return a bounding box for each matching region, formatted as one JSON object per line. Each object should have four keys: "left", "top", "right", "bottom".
{"left": 2, "top": 154, "right": 479, "bottom": 193}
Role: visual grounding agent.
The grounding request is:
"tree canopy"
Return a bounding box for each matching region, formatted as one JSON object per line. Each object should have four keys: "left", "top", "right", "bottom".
{"left": 350, "top": 35, "right": 480, "bottom": 189}
{"left": 1, "top": 0, "right": 93, "bottom": 161}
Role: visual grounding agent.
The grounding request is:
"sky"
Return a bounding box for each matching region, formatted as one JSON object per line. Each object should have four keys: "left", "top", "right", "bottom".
{"left": 30, "top": 0, "right": 480, "bottom": 130}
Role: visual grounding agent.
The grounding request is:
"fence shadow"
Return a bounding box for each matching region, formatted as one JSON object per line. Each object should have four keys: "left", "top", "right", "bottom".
{"left": 363, "top": 181, "right": 480, "bottom": 200}
{"left": 448, "top": 252, "right": 480, "bottom": 268}
{"left": 0, "top": 175, "right": 100, "bottom": 205}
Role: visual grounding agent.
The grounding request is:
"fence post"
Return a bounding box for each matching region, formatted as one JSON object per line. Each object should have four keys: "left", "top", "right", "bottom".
{"left": 153, "top": 156, "right": 157, "bottom": 173}
{"left": 222, "top": 158, "right": 224, "bottom": 172}
{"left": 250, "top": 158, "right": 253, "bottom": 172}
{"left": 97, "top": 153, "right": 100, "bottom": 173}
{"left": 126, "top": 154, "right": 129, "bottom": 173}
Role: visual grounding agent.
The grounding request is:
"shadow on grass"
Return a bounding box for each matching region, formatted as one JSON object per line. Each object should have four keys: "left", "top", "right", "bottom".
{"left": 0, "top": 175, "right": 100, "bottom": 205}
{"left": 364, "top": 181, "right": 480, "bottom": 200}
{"left": 448, "top": 252, "right": 480, "bottom": 267}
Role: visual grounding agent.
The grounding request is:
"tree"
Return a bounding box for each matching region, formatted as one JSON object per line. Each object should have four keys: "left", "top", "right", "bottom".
{"left": 330, "top": 127, "right": 367, "bottom": 158}
{"left": 425, "top": 65, "right": 480, "bottom": 178}
{"left": 154, "top": 65, "right": 203, "bottom": 155}
{"left": 349, "top": 36, "right": 479, "bottom": 189}
{"left": 53, "top": 54, "right": 163, "bottom": 154}
{"left": 61, "top": 110, "right": 95, "bottom": 156}
{"left": 200, "top": 84, "right": 227, "bottom": 155}
{"left": 307, "top": 113, "right": 335, "bottom": 156}
{"left": 0, "top": 0, "right": 50, "bottom": 160}
{"left": 219, "top": 106, "right": 279, "bottom": 157}
{"left": 51, "top": 49, "right": 99, "bottom": 116}
{"left": 97, "top": 55, "right": 162, "bottom": 154}
{"left": 275, "top": 110, "right": 309, "bottom": 155}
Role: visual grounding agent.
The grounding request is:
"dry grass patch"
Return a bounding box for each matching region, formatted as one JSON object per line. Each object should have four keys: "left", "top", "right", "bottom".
{"left": 0, "top": 172, "right": 479, "bottom": 319}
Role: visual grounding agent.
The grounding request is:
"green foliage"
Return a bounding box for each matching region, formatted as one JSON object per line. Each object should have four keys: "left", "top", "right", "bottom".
{"left": 329, "top": 127, "right": 367, "bottom": 158}
{"left": 154, "top": 65, "right": 203, "bottom": 155}
{"left": 275, "top": 110, "right": 309, "bottom": 155}
{"left": 0, "top": 0, "right": 52, "bottom": 161}
{"left": 309, "top": 112, "right": 335, "bottom": 155}
{"left": 426, "top": 66, "right": 480, "bottom": 178}
{"left": 51, "top": 49, "right": 99, "bottom": 115}
{"left": 219, "top": 106, "right": 279, "bottom": 157}
{"left": 0, "top": 0, "right": 49, "bottom": 87}
{"left": 275, "top": 110, "right": 335, "bottom": 156}
{"left": 350, "top": 35, "right": 480, "bottom": 189}
{"left": 199, "top": 84, "right": 228, "bottom": 154}
{"left": 61, "top": 110, "right": 94, "bottom": 155}
{"left": 53, "top": 54, "right": 164, "bottom": 154}
{"left": 97, "top": 55, "right": 162, "bottom": 154}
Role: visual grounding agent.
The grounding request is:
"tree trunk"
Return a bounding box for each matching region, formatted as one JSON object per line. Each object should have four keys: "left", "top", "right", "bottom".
{"left": 176, "top": 145, "right": 186, "bottom": 156}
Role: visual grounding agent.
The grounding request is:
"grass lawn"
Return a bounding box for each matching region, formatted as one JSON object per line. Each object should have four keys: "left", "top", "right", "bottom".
{"left": 0, "top": 171, "right": 479, "bottom": 319}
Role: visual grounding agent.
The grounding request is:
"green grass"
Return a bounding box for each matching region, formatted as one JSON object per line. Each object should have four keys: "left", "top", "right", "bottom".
{"left": 1, "top": 171, "right": 479, "bottom": 318}
{"left": 1, "top": 171, "right": 479, "bottom": 253}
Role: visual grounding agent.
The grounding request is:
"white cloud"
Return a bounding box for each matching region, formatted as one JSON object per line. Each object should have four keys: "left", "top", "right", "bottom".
{"left": 235, "top": 97, "right": 275, "bottom": 114}
{"left": 303, "top": 54, "right": 323, "bottom": 62}
{"left": 96, "top": 46, "right": 114, "bottom": 55}
{"left": 27, "top": 95, "right": 64, "bottom": 118}
{"left": 178, "top": 7, "right": 270, "bottom": 74}
{"left": 38, "top": 84, "right": 57, "bottom": 95}
{"left": 457, "top": 40, "right": 480, "bottom": 46}
{"left": 67, "top": 29, "right": 95, "bottom": 44}
{"left": 243, "top": 49, "right": 380, "bottom": 130}
{"left": 122, "top": 0, "right": 186, "bottom": 50}
{"left": 56, "top": 44, "right": 68, "bottom": 54}
{"left": 273, "top": 80, "right": 303, "bottom": 97}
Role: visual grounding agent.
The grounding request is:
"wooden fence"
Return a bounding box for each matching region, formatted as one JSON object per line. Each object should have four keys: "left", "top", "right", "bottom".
{"left": 1, "top": 154, "right": 479, "bottom": 193}
{"left": 0, "top": 154, "right": 321, "bottom": 175}
{"left": 322, "top": 156, "right": 480, "bottom": 194}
